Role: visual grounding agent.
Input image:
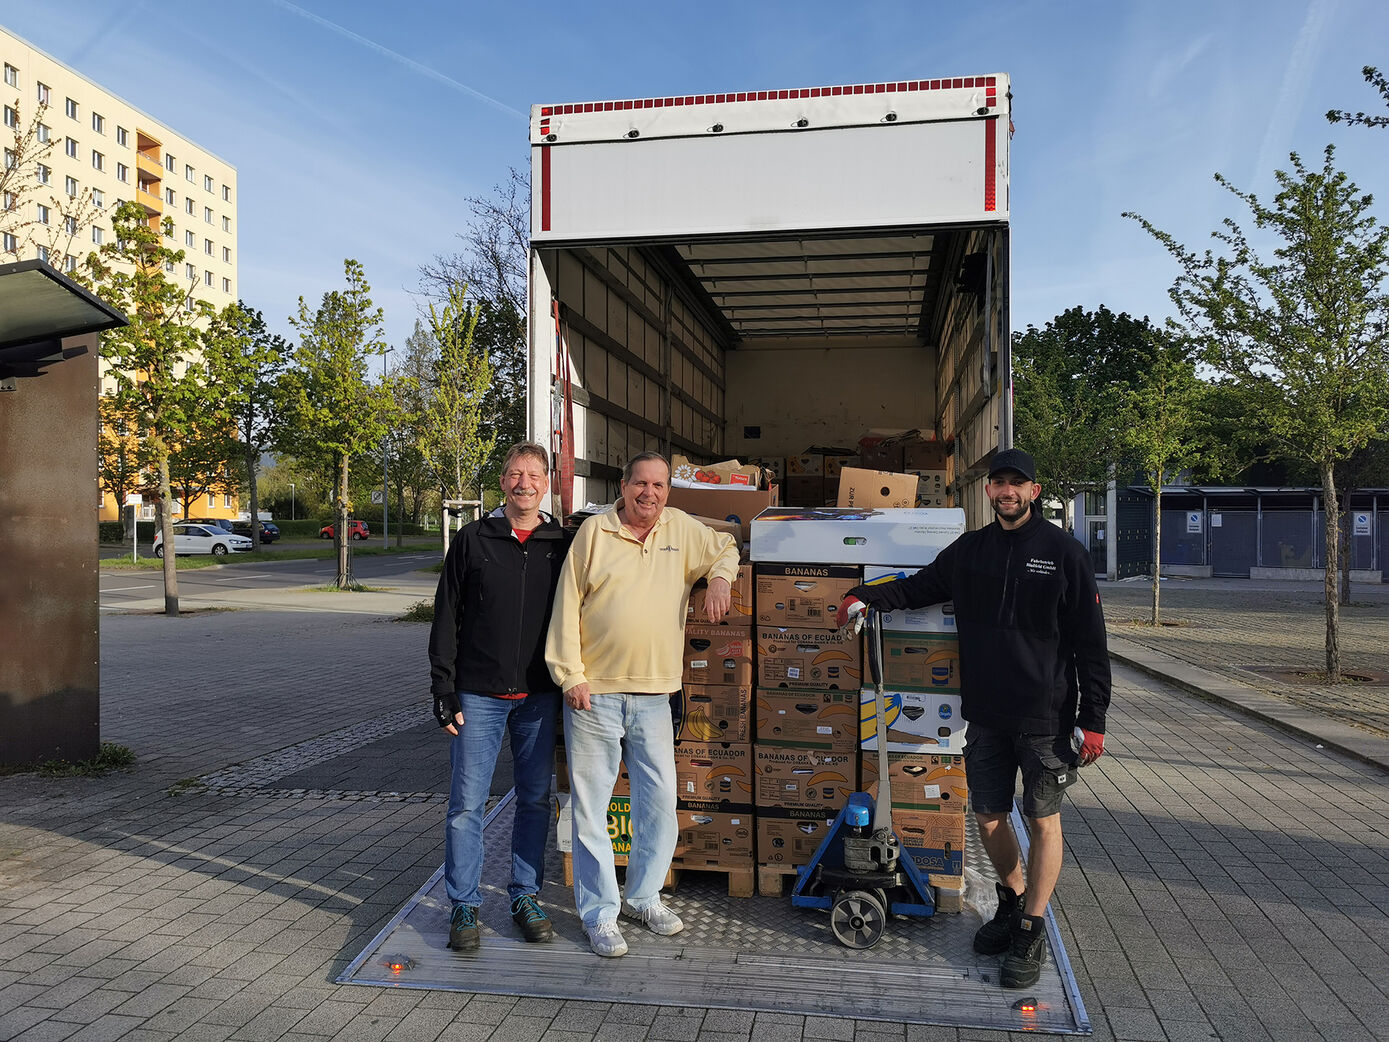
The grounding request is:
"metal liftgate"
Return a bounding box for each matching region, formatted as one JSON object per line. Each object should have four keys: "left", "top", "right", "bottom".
{"left": 339, "top": 792, "right": 1090, "bottom": 1033}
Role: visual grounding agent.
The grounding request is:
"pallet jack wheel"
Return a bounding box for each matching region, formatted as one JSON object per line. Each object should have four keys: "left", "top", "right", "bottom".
{"left": 830, "top": 889, "right": 887, "bottom": 949}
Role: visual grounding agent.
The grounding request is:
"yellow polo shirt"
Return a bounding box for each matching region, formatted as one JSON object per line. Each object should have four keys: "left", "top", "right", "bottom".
{"left": 545, "top": 504, "right": 740, "bottom": 695}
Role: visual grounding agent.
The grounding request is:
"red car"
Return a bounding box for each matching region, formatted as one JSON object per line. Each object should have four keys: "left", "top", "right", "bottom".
{"left": 320, "top": 519, "right": 370, "bottom": 540}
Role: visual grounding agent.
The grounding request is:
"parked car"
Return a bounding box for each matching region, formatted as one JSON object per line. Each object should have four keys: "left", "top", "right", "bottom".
{"left": 185, "top": 517, "right": 236, "bottom": 532}
{"left": 153, "top": 523, "right": 253, "bottom": 558}
{"left": 232, "top": 519, "right": 280, "bottom": 543}
{"left": 320, "top": 519, "right": 370, "bottom": 540}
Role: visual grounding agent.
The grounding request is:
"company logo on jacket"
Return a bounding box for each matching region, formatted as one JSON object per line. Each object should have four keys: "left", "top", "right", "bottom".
{"left": 1025, "top": 557, "right": 1058, "bottom": 576}
{"left": 658, "top": 544, "right": 680, "bottom": 552}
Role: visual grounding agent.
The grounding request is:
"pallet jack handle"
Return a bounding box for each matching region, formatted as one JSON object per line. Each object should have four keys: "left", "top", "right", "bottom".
{"left": 863, "top": 609, "right": 895, "bottom": 836}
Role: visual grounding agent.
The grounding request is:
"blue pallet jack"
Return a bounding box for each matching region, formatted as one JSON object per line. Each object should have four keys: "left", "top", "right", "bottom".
{"left": 791, "top": 608, "right": 936, "bottom": 947}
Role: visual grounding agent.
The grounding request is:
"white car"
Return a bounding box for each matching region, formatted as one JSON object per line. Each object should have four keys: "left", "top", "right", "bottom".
{"left": 153, "top": 523, "right": 254, "bottom": 558}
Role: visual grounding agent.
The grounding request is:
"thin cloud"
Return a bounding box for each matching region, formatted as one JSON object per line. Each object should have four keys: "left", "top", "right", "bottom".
{"left": 1147, "top": 33, "right": 1215, "bottom": 98}
{"left": 265, "top": 0, "right": 527, "bottom": 122}
{"left": 1254, "top": 0, "right": 1335, "bottom": 180}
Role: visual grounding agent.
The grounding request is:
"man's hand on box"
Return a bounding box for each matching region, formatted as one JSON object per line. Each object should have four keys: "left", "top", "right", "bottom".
{"left": 836, "top": 596, "right": 866, "bottom": 631}
{"left": 704, "top": 577, "right": 732, "bottom": 622}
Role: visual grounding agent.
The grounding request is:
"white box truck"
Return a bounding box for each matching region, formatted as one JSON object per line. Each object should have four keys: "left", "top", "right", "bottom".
{"left": 527, "top": 75, "right": 1011, "bottom": 526}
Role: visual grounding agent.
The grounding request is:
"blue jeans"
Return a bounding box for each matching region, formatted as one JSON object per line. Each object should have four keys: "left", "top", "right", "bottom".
{"left": 444, "top": 690, "right": 560, "bottom": 908}
{"left": 564, "top": 692, "right": 678, "bottom": 928}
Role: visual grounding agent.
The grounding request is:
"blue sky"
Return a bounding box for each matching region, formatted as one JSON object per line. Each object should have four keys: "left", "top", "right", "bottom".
{"left": 3, "top": 0, "right": 1387, "bottom": 353}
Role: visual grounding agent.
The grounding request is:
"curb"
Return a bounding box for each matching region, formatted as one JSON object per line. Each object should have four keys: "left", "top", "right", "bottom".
{"left": 1108, "top": 635, "right": 1389, "bottom": 774}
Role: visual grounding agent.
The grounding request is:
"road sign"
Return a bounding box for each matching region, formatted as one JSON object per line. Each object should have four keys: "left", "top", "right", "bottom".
{"left": 371, "top": 490, "right": 384, "bottom": 505}
{"left": 124, "top": 493, "right": 143, "bottom": 506}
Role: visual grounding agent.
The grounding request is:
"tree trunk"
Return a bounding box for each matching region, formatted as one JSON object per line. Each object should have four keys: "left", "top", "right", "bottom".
{"left": 1150, "top": 485, "right": 1162, "bottom": 626}
{"left": 158, "top": 452, "right": 179, "bottom": 616}
{"left": 1320, "top": 462, "right": 1341, "bottom": 681}
{"left": 336, "top": 452, "right": 350, "bottom": 588}
{"left": 1339, "top": 499, "right": 1351, "bottom": 607}
{"left": 246, "top": 443, "right": 261, "bottom": 551}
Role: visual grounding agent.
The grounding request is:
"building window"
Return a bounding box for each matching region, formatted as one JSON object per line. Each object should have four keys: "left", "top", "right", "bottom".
{"left": 222, "top": 277, "right": 231, "bottom": 293}
{"left": 185, "top": 230, "right": 195, "bottom": 247}
{"left": 2, "top": 232, "right": 15, "bottom": 252}
{"left": 222, "top": 246, "right": 230, "bottom": 263}
{"left": 221, "top": 216, "right": 230, "bottom": 232}
{"left": 2, "top": 190, "right": 14, "bottom": 210}
{"left": 36, "top": 244, "right": 49, "bottom": 263}
{"left": 2, "top": 150, "right": 13, "bottom": 170}
{"left": 165, "top": 153, "right": 175, "bottom": 171}
{"left": 36, "top": 203, "right": 49, "bottom": 224}
{"left": 2, "top": 105, "right": 15, "bottom": 128}
{"left": 116, "top": 126, "right": 128, "bottom": 147}
{"left": 165, "top": 187, "right": 174, "bottom": 204}
{"left": 203, "top": 174, "right": 213, "bottom": 192}
{"left": 92, "top": 226, "right": 103, "bottom": 244}
{"left": 63, "top": 215, "right": 76, "bottom": 236}
{"left": 91, "top": 112, "right": 105, "bottom": 134}
{"left": 185, "top": 163, "right": 193, "bottom": 182}
{"left": 186, "top": 262, "right": 195, "bottom": 279}
{"left": 65, "top": 175, "right": 77, "bottom": 197}
{"left": 91, "top": 151, "right": 104, "bottom": 171}
{"left": 63, "top": 255, "right": 76, "bottom": 272}
{"left": 185, "top": 198, "right": 194, "bottom": 215}
{"left": 36, "top": 122, "right": 49, "bottom": 143}
{"left": 65, "top": 97, "right": 77, "bottom": 119}
{"left": 165, "top": 259, "right": 174, "bottom": 272}
{"left": 3, "top": 64, "right": 16, "bottom": 88}
{"left": 36, "top": 163, "right": 50, "bottom": 184}
{"left": 208, "top": 492, "right": 216, "bottom": 509}
{"left": 204, "top": 270, "right": 213, "bottom": 287}
{"left": 65, "top": 136, "right": 77, "bottom": 158}
{"left": 165, "top": 223, "right": 174, "bottom": 239}
{"left": 204, "top": 238, "right": 212, "bottom": 255}
{"left": 203, "top": 206, "right": 212, "bottom": 223}
{"left": 91, "top": 188, "right": 104, "bottom": 208}
{"left": 116, "top": 162, "right": 128, "bottom": 182}
{"left": 222, "top": 184, "right": 231, "bottom": 202}
{"left": 36, "top": 81, "right": 49, "bottom": 104}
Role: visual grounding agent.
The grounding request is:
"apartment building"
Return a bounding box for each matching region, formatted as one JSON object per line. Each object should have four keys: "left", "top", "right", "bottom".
{"left": 1, "top": 26, "right": 240, "bottom": 522}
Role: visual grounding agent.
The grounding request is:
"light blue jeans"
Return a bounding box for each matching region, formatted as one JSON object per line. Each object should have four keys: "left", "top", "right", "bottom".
{"left": 564, "top": 692, "right": 678, "bottom": 928}
{"left": 444, "top": 690, "right": 560, "bottom": 909}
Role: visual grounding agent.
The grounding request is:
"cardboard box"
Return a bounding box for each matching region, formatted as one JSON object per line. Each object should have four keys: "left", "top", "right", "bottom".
{"left": 881, "top": 632, "right": 961, "bottom": 692}
{"left": 823, "top": 454, "right": 859, "bottom": 479}
{"left": 688, "top": 514, "right": 745, "bottom": 546}
{"left": 671, "top": 685, "right": 752, "bottom": 743}
{"left": 756, "top": 813, "right": 836, "bottom": 867}
{"left": 908, "top": 469, "right": 948, "bottom": 508}
{"left": 754, "top": 747, "right": 857, "bottom": 811}
{"left": 783, "top": 475, "right": 826, "bottom": 507}
{"left": 901, "top": 437, "right": 949, "bottom": 472}
{"left": 786, "top": 453, "right": 824, "bottom": 476}
{"left": 554, "top": 744, "right": 630, "bottom": 795}
{"left": 753, "top": 457, "right": 785, "bottom": 482}
{"left": 683, "top": 623, "right": 755, "bottom": 688}
{"left": 892, "top": 809, "right": 966, "bottom": 876}
{"left": 757, "top": 626, "right": 862, "bottom": 690}
{"left": 668, "top": 484, "right": 780, "bottom": 544}
{"left": 836, "top": 467, "right": 921, "bottom": 510}
{"left": 555, "top": 792, "right": 633, "bottom": 855}
{"left": 858, "top": 440, "right": 904, "bottom": 472}
{"left": 673, "top": 741, "right": 754, "bottom": 809}
{"left": 860, "top": 688, "right": 967, "bottom": 752}
{"left": 754, "top": 563, "right": 862, "bottom": 629}
{"left": 750, "top": 506, "right": 966, "bottom": 566}
{"left": 861, "top": 566, "right": 956, "bottom": 633}
{"left": 755, "top": 688, "right": 860, "bottom": 750}
{"left": 672, "top": 454, "right": 762, "bottom": 487}
{"left": 674, "top": 809, "right": 755, "bottom": 863}
{"left": 861, "top": 751, "right": 969, "bottom": 811}
{"left": 688, "top": 564, "right": 754, "bottom": 626}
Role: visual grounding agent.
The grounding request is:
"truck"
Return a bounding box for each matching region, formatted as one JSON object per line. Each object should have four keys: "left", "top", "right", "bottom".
{"left": 527, "top": 74, "right": 1011, "bottom": 525}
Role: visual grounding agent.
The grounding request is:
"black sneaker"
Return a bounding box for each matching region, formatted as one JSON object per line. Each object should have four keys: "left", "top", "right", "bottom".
{"left": 510, "top": 894, "right": 553, "bottom": 943}
{"left": 1001, "top": 912, "right": 1047, "bottom": 988}
{"left": 973, "top": 882, "right": 1024, "bottom": 955}
{"left": 448, "top": 904, "right": 479, "bottom": 951}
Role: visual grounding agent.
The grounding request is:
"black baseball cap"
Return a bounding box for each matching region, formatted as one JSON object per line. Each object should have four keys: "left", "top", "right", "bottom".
{"left": 987, "top": 448, "right": 1036, "bottom": 482}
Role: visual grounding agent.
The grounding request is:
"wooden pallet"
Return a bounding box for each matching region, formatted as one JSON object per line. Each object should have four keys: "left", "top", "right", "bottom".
{"left": 757, "top": 862, "right": 803, "bottom": 897}
{"left": 756, "top": 863, "right": 963, "bottom": 912}
{"left": 672, "top": 858, "right": 756, "bottom": 898}
{"left": 559, "top": 852, "right": 675, "bottom": 889}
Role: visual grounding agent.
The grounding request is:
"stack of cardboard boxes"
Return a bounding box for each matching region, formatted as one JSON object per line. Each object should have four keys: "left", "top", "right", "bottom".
{"left": 767, "top": 433, "right": 951, "bottom": 510}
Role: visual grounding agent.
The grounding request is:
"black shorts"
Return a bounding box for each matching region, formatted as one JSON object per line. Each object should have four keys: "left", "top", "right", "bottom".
{"left": 963, "top": 725, "right": 1078, "bottom": 819}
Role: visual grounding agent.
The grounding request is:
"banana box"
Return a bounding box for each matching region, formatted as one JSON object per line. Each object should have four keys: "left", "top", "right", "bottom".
{"left": 688, "top": 564, "right": 754, "bottom": 626}
{"left": 753, "top": 747, "right": 857, "bottom": 812}
{"left": 861, "top": 565, "right": 956, "bottom": 633}
{"left": 756, "top": 812, "right": 836, "bottom": 867}
{"left": 756, "top": 626, "right": 861, "bottom": 690}
{"left": 861, "top": 751, "right": 968, "bottom": 812}
{"left": 754, "top": 563, "right": 863, "bottom": 629}
{"left": 554, "top": 742, "right": 630, "bottom": 796}
{"left": 754, "top": 688, "right": 859, "bottom": 751}
{"left": 683, "top": 623, "right": 755, "bottom": 687}
{"left": 673, "top": 809, "right": 755, "bottom": 863}
{"left": 860, "top": 688, "right": 967, "bottom": 752}
{"left": 555, "top": 792, "right": 633, "bottom": 856}
{"left": 671, "top": 685, "right": 752, "bottom": 743}
{"left": 673, "top": 741, "right": 754, "bottom": 810}
{"left": 880, "top": 632, "right": 961, "bottom": 691}
{"left": 886, "top": 809, "right": 966, "bottom": 876}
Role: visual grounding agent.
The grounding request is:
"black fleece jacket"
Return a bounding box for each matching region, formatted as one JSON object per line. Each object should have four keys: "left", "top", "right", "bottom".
{"left": 428, "top": 510, "right": 572, "bottom": 698}
{"left": 849, "top": 508, "right": 1110, "bottom": 735}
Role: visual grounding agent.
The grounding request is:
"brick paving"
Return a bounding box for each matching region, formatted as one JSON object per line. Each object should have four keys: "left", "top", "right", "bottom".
{"left": 1, "top": 582, "right": 1387, "bottom": 1040}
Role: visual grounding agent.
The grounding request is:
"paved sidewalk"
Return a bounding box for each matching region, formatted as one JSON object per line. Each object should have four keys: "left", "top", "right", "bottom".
{"left": 2, "top": 583, "right": 1388, "bottom": 1040}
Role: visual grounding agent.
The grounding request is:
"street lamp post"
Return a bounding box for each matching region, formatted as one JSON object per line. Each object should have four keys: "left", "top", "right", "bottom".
{"left": 289, "top": 483, "right": 295, "bottom": 521}
{"left": 382, "top": 347, "right": 393, "bottom": 547}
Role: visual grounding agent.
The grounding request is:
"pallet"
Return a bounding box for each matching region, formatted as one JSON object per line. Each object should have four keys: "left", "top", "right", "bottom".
{"left": 757, "top": 862, "right": 803, "bottom": 897}
{"left": 756, "top": 863, "right": 963, "bottom": 912}
{"left": 671, "top": 858, "right": 756, "bottom": 898}
{"left": 560, "top": 852, "right": 675, "bottom": 889}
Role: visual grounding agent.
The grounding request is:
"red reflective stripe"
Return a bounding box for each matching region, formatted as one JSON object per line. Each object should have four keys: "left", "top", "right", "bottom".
{"left": 540, "top": 145, "right": 551, "bottom": 231}
{"left": 983, "top": 118, "right": 996, "bottom": 212}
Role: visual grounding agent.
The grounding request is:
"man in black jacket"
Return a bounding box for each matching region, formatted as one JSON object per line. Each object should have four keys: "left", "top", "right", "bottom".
{"left": 836, "top": 447, "right": 1110, "bottom": 989}
{"left": 429, "top": 441, "right": 573, "bottom": 952}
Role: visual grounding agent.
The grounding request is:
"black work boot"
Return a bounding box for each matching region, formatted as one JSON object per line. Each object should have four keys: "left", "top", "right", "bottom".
{"left": 510, "top": 894, "right": 554, "bottom": 942}
{"left": 448, "top": 904, "right": 479, "bottom": 951}
{"left": 1001, "top": 912, "right": 1047, "bottom": 988}
{"left": 973, "top": 882, "right": 1024, "bottom": 955}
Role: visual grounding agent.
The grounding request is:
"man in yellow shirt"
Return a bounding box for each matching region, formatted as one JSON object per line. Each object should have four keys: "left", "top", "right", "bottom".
{"left": 546, "top": 452, "right": 740, "bottom": 957}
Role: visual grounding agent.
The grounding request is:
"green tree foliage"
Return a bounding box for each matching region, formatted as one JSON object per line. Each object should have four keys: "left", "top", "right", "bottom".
{"left": 202, "top": 302, "right": 289, "bottom": 549}
{"left": 86, "top": 201, "right": 215, "bottom": 615}
{"left": 1126, "top": 146, "right": 1389, "bottom": 679}
{"left": 168, "top": 415, "right": 238, "bottom": 520}
{"left": 0, "top": 95, "right": 100, "bottom": 267}
{"left": 418, "top": 284, "right": 496, "bottom": 507}
{"left": 1327, "top": 66, "right": 1389, "bottom": 129}
{"left": 277, "top": 259, "right": 390, "bottom": 586}
{"left": 97, "top": 395, "right": 155, "bottom": 540}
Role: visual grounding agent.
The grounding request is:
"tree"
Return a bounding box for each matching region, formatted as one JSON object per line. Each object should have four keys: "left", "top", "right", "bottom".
{"left": 1327, "top": 66, "right": 1389, "bottom": 129}
{"left": 418, "top": 284, "right": 496, "bottom": 512}
{"left": 277, "top": 259, "right": 390, "bottom": 587}
{"left": 1012, "top": 306, "right": 1161, "bottom": 530}
{"left": 168, "top": 415, "right": 238, "bottom": 519}
{"left": 86, "top": 201, "right": 215, "bottom": 615}
{"left": 1, "top": 95, "right": 99, "bottom": 268}
{"left": 1126, "top": 146, "right": 1389, "bottom": 680}
{"left": 98, "top": 395, "right": 155, "bottom": 540}
{"left": 202, "top": 302, "right": 289, "bottom": 549}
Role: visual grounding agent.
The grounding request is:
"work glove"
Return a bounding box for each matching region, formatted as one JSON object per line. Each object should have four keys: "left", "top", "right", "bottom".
{"left": 836, "top": 596, "right": 866, "bottom": 632}
{"left": 433, "top": 691, "right": 462, "bottom": 730}
{"left": 1073, "top": 726, "right": 1104, "bottom": 766}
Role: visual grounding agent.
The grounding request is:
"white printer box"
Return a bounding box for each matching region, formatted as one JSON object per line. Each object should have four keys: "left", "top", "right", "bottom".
{"left": 750, "top": 507, "right": 965, "bottom": 566}
{"left": 861, "top": 565, "right": 956, "bottom": 634}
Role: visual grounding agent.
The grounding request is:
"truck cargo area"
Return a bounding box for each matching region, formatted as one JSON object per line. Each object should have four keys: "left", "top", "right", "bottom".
{"left": 339, "top": 791, "right": 1089, "bottom": 1034}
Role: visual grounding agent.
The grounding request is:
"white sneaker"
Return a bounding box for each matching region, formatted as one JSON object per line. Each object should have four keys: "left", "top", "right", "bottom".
{"left": 586, "top": 920, "right": 628, "bottom": 957}
{"left": 621, "top": 899, "right": 684, "bottom": 936}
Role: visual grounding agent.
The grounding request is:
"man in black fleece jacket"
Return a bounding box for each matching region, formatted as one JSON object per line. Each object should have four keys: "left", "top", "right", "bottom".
{"left": 428, "top": 441, "right": 573, "bottom": 952}
{"left": 837, "top": 447, "right": 1110, "bottom": 989}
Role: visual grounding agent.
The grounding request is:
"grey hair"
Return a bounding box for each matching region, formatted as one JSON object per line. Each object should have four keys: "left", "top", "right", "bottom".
{"left": 502, "top": 441, "right": 550, "bottom": 472}
{"left": 622, "top": 451, "right": 670, "bottom": 483}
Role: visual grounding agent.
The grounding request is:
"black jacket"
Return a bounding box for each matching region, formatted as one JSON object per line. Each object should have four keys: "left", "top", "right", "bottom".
{"left": 850, "top": 508, "right": 1110, "bottom": 735}
{"left": 428, "top": 510, "right": 572, "bottom": 698}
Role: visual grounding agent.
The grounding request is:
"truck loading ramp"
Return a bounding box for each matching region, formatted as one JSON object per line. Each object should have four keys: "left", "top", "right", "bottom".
{"left": 339, "top": 791, "right": 1090, "bottom": 1033}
